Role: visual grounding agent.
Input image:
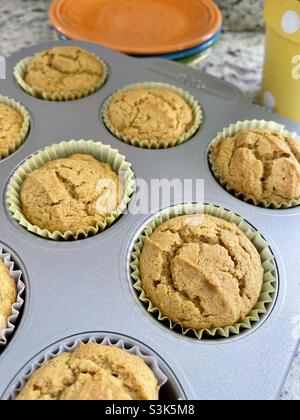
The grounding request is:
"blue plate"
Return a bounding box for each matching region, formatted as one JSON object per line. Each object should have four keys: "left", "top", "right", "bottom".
{"left": 55, "top": 31, "right": 69, "bottom": 41}
{"left": 55, "top": 28, "right": 222, "bottom": 60}
{"left": 133, "top": 29, "right": 222, "bottom": 59}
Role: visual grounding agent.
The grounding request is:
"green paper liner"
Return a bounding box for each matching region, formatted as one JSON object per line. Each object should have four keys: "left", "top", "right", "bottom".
{"left": 130, "top": 203, "right": 277, "bottom": 340}
{"left": 14, "top": 53, "right": 108, "bottom": 101}
{"left": 102, "top": 82, "right": 203, "bottom": 149}
{"left": 0, "top": 96, "right": 30, "bottom": 160}
{"left": 6, "top": 140, "right": 135, "bottom": 241}
{"left": 209, "top": 120, "right": 300, "bottom": 209}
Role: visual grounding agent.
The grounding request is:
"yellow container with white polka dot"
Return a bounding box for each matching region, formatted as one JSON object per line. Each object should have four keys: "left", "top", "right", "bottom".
{"left": 261, "top": 0, "right": 300, "bottom": 122}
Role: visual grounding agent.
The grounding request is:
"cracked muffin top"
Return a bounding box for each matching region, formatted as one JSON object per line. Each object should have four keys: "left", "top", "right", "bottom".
{"left": 140, "top": 214, "right": 263, "bottom": 330}
{"left": 210, "top": 129, "right": 300, "bottom": 206}
{"left": 106, "top": 86, "right": 195, "bottom": 147}
{"left": 20, "top": 154, "right": 122, "bottom": 235}
{"left": 0, "top": 103, "right": 24, "bottom": 156}
{"left": 0, "top": 258, "right": 17, "bottom": 335}
{"left": 24, "top": 46, "right": 105, "bottom": 97}
{"left": 17, "top": 343, "right": 159, "bottom": 400}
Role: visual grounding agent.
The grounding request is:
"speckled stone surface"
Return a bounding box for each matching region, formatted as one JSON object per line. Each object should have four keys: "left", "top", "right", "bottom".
{"left": 199, "top": 31, "right": 264, "bottom": 102}
{"left": 217, "top": 0, "right": 264, "bottom": 31}
{"left": 0, "top": 0, "right": 299, "bottom": 400}
{"left": 0, "top": 1, "right": 52, "bottom": 56}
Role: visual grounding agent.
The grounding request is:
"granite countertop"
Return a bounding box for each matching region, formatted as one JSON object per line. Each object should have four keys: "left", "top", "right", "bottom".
{"left": 0, "top": 0, "right": 299, "bottom": 400}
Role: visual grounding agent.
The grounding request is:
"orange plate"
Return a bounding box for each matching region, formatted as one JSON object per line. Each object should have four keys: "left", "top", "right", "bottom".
{"left": 49, "top": 0, "right": 222, "bottom": 55}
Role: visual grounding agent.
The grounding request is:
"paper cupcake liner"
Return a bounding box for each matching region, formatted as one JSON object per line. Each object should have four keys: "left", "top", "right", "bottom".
{"left": 14, "top": 54, "right": 108, "bottom": 101}
{"left": 102, "top": 82, "right": 203, "bottom": 149}
{"left": 10, "top": 335, "right": 168, "bottom": 400}
{"left": 0, "top": 96, "right": 30, "bottom": 160}
{"left": 130, "top": 203, "right": 277, "bottom": 340}
{"left": 209, "top": 120, "right": 300, "bottom": 209}
{"left": 0, "top": 248, "right": 25, "bottom": 347}
{"left": 6, "top": 140, "right": 135, "bottom": 241}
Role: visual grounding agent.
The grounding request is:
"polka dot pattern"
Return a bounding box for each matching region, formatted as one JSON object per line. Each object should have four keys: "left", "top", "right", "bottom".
{"left": 281, "top": 10, "right": 300, "bottom": 35}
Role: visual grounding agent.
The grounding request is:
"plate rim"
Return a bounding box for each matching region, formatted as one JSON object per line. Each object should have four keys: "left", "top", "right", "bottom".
{"left": 49, "top": 0, "right": 223, "bottom": 55}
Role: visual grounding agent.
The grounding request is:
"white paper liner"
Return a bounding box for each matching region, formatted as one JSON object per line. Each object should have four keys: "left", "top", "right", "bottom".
{"left": 11, "top": 335, "right": 168, "bottom": 400}
{"left": 0, "top": 248, "right": 25, "bottom": 347}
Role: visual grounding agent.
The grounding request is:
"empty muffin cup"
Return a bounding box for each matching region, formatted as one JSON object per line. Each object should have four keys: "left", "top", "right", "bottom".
{"left": 0, "top": 96, "right": 30, "bottom": 160}
{"left": 0, "top": 246, "right": 25, "bottom": 348}
{"left": 14, "top": 46, "right": 108, "bottom": 101}
{"left": 6, "top": 140, "right": 135, "bottom": 240}
{"left": 130, "top": 203, "right": 278, "bottom": 339}
{"left": 209, "top": 120, "right": 300, "bottom": 208}
{"left": 102, "top": 82, "right": 203, "bottom": 149}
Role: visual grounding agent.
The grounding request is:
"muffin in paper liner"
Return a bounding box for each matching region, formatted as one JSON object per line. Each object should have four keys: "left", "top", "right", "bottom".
{"left": 208, "top": 119, "right": 300, "bottom": 209}
{"left": 6, "top": 140, "right": 135, "bottom": 241}
{"left": 130, "top": 203, "right": 278, "bottom": 340}
{"left": 0, "top": 248, "right": 25, "bottom": 347}
{"left": 102, "top": 82, "right": 203, "bottom": 149}
{"left": 0, "top": 96, "right": 30, "bottom": 160}
{"left": 10, "top": 335, "right": 168, "bottom": 400}
{"left": 14, "top": 53, "right": 108, "bottom": 101}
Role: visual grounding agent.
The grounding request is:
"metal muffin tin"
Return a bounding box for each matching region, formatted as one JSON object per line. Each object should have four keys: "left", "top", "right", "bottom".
{"left": 0, "top": 41, "right": 299, "bottom": 400}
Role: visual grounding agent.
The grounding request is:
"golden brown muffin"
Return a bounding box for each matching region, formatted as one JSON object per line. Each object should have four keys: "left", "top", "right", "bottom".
{"left": 17, "top": 343, "right": 159, "bottom": 400}
{"left": 0, "top": 258, "right": 17, "bottom": 334}
{"left": 140, "top": 214, "right": 263, "bottom": 330}
{"left": 24, "top": 46, "right": 105, "bottom": 98}
{"left": 106, "top": 86, "right": 195, "bottom": 147}
{"left": 210, "top": 129, "right": 300, "bottom": 206}
{"left": 20, "top": 154, "right": 122, "bottom": 234}
{"left": 0, "top": 103, "right": 24, "bottom": 157}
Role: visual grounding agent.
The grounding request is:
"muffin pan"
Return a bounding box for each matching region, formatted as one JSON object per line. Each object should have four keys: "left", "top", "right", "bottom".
{"left": 0, "top": 41, "right": 299, "bottom": 400}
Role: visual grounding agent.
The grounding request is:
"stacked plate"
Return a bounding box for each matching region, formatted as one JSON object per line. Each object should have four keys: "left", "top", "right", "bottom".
{"left": 49, "top": 0, "right": 222, "bottom": 65}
